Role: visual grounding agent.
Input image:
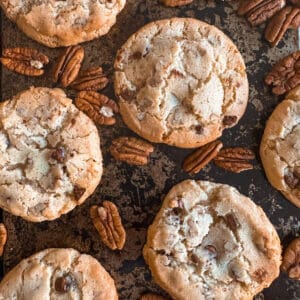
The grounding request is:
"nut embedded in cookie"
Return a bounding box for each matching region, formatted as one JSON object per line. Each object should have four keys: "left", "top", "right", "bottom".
{"left": 75, "top": 91, "right": 118, "bottom": 125}
{"left": 0, "top": 47, "right": 49, "bottom": 76}
{"left": 281, "top": 237, "right": 300, "bottom": 280}
{"left": 53, "top": 45, "right": 84, "bottom": 87}
{"left": 90, "top": 201, "right": 126, "bottom": 250}
{"left": 110, "top": 137, "right": 154, "bottom": 166}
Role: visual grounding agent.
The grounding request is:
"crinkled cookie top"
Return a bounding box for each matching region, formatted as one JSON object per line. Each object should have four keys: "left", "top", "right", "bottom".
{"left": 0, "top": 248, "right": 118, "bottom": 300}
{"left": 0, "top": 87, "right": 102, "bottom": 222}
{"left": 114, "top": 18, "right": 248, "bottom": 148}
{"left": 143, "top": 180, "right": 281, "bottom": 300}
{"left": 0, "top": 0, "right": 126, "bottom": 47}
{"left": 260, "top": 85, "right": 300, "bottom": 207}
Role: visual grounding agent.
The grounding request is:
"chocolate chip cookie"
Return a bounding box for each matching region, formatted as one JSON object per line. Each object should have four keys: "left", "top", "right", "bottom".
{"left": 143, "top": 180, "right": 282, "bottom": 299}
{"left": 0, "top": 248, "right": 118, "bottom": 299}
{"left": 260, "top": 85, "right": 300, "bottom": 207}
{"left": 0, "top": 0, "right": 126, "bottom": 47}
{"left": 0, "top": 87, "right": 103, "bottom": 222}
{"left": 114, "top": 18, "right": 249, "bottom": 148}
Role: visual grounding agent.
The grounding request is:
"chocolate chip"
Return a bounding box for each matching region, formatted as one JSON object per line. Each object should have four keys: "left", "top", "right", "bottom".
{"left": 191, "top": 253, "right": 200, "bottom": 264}
{"left": 224, "top": 214, "right": 239, "bottom": 232}
{"left": 130, "top": 51, "right": 142, "bottom": 60}
{"left": 204, "top": 245, "right": 218, "bottom": 258}
{"left": 195, "top": 125, "right": 204, "bottom": 135}
{"left": 73, "top": 185, "right": 86, "bottom": 200}
{"left": 172, "top": 207, "right": 183, "bottom": 215}
{"left": 51, "top": 146, "right": 66, "bottom": 163}
{"left": 223, "top": 116, "right": 237, "bottom": 126}
{"left": 119, "top": 89, "right": 136, "bottom": 102}
{"left": 284, "top": 173, "right": 299, "bottom": 189}
{"left": 55, "top": 274, "right": 76, "bottom": 293}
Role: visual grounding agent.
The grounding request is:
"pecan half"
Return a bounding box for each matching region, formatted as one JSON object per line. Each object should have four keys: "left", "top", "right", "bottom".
{"left": 140, "top": 294, "right": 166, "bottom": 300}
{"left": 183, "top": 140, "right": 223, "bottom": 174}
{"left": 265, "top": 6, "right": 300, "bottom": 47}
{"left": 53, "top": 45, "right": 84, "bottom": 87}
{"left": 0, "top": 223, "right": 7, "bottom": 256}
{"left": 160, "top": 0, "right": 193, "bottom": 7}
{"left": 110, "top": 137, "right": 154, "bottom": 166}
{"left": 238, "top": 0, "right": 286, "bottom": 26}
{"left": 281, "top": 237, "right": 300, "bottom": 280}
{"left": 0, "top": 47, "right": 49, "bottom": 76}
{"left": 75, "top": 91, "right": 118, "bottom": 125}
{"left": 265, "top": 51, "right": 300, "bottom": 95}
{"left": 213, "top": 147, "right": 255, "bottom": 173}
{"left": 70, "top": 67, "right": 109, "bottom": 91}
{"left": 90, "top": 201, "right": 126, "bottom": 250}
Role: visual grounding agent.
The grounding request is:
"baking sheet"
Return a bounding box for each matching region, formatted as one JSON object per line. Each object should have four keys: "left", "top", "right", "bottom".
{"left": 0, "top": 1, "right": 300, "bottom": 299}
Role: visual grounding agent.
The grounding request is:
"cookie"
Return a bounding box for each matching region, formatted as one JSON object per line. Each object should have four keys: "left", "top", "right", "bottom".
{"left": 0, "top": 0, "right": 126, "bottom": 47}
{"left": 0, "top": 248, "right": 118, "bottom": 299}
{"left": 260, "top": 86, "right": 300, "bottom": 208}
{"left": 143, "top": 180, "right": 281, "bottom": 300}
{"left": 114, "top": 18, "right": 248, "bottom": 148}
{"left": 0, "top": 87, "right": 102, "bottom": 222}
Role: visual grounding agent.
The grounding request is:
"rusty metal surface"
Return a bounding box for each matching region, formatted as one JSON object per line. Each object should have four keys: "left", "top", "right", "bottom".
{"left": 0, "top": 1, "right": 300, "bottom": 299}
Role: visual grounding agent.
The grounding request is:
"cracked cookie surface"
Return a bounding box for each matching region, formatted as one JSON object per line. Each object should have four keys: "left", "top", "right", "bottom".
{"left": 260, "top": 85, "right": 300, "bottom": 208}
{"left": 0, "top": 248, "right": 118, "bottom": 299}
{"left": 0, "top": 87, "right": 103, "bottom": 222}
{"left": 143, "top": 180, "right": 281, "bottom": 300}
{"left": 0, "top": 0, "right": 126, "bottom": 47}
{"left": 114, "top": 18, "right": 248, "bottom": 148}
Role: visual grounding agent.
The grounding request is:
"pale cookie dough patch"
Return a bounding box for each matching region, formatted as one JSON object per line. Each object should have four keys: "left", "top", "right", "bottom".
{"left": 0, "top": 87, "right": 103, "bottom": 222}
{"left": 143, "top": 180, "right": 281, "bottom": 300}
{"left": 260, "top": 85, "right": 300, "bottom": 207}
{"left": 114, "top": 18, "right": 248, "bottom": 148}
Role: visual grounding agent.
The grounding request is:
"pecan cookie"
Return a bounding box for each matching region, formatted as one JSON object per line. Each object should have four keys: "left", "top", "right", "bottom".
{"left": 143, "top": 180, "right": 282, "bottom": 300}
{"left": 0, "top": 0, "right": 126, "bottom": 47}
{"left": 114, "top": 18, "right": 248, "bottom": 148}
{"left": 260, "top": 85, "right": 300, "bottom": 207}
{"left": 0, "top": 248, "right": 118, "bottom": 299}
{"left": 0, "top": 87, "right": 103, "bottom": 221}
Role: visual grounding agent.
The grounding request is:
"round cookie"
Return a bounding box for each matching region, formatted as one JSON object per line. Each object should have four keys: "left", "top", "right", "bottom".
{"left": 260, "top": 86, "right": 300, "bottom": 208}
{"left": 0, "top": 0, "right": 126, "bottom": 47}
{"left": 0, "top": 87, "right": 102, "bottom": 222}
{"left": 114, "top": 18, "right": 248, "bottom": 148}
{"left": 0, "top": 248, "right": 118, "bottom": 299}
{"left": 143, "top": 180, "right": 281, "bottom": 300}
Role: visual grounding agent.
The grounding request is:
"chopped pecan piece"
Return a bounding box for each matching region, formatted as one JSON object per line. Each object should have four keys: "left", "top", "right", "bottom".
{"left": 183, "top": 140, "right": 223, "bottom": 174}
{"left": 51, "top": 147, "right": 66, "bottom": 163}
{"left": 213, "top": 147, "right": 255, "bottom": 173}
{"left": 75, "top": 91, "right": 118, "bottom": 125}
{"left": 140, "top": 293, "right": 166, "bottom": 300}
{"left": 265, "top": 51, "right": 300, "bottom": 95}
{"left": 53, "top": 45, "right": 84, "bottom": 87}
{"left": 265, "top": 6, "right": 300, "bottom": 47}
{"left": 238, "top": 0, "right": 286, "bottom": 26}
{"left": 110, "top": 137, "right": 154, "bottom": 166}
{"left": 70, "top": 67, "right": 109, "bottom": 91}
{"left": 160, "top": 0, "right": 193, "bottom": 7}
{"left": 90, "top": 201, "right": 126, "bottom": 250}
{"left": 281, "top": 237, "right": 300, "bottom": 279}
{"left": 0, "top": 223, "right": 7, "bottom": 256}
{"left": 0, "top": 47, "right": 49, "bottom": 76}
